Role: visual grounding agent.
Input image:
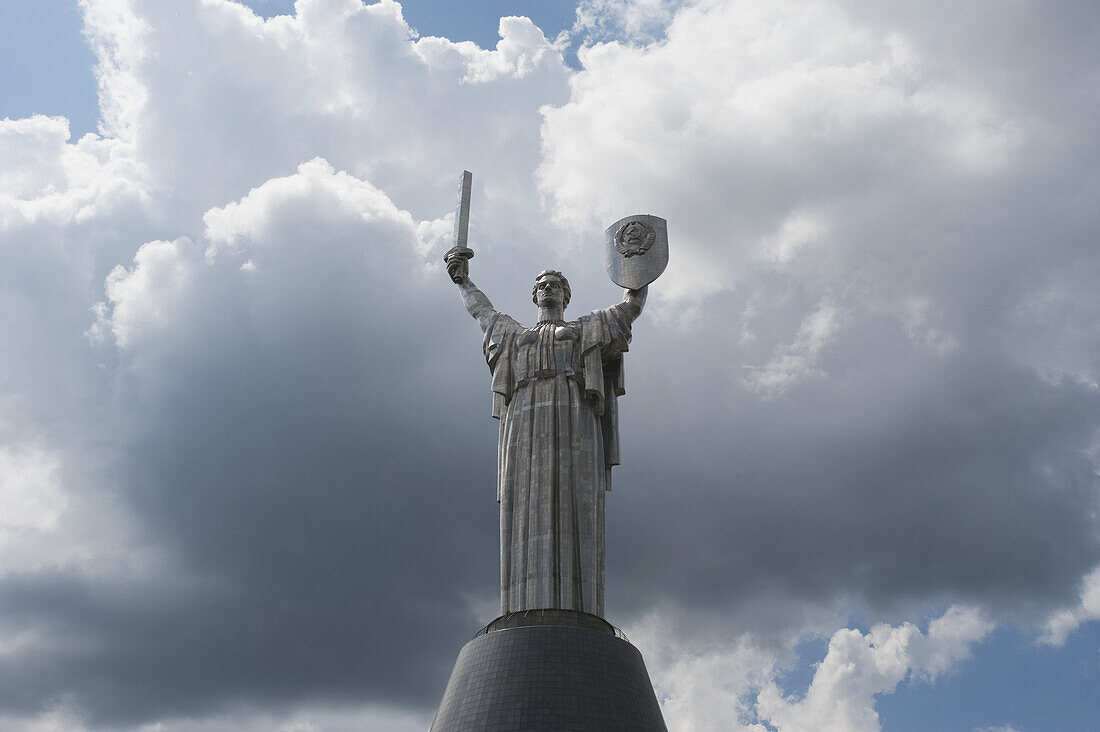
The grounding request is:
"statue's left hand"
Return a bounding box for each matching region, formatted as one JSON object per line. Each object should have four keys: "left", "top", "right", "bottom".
{"left": 620, "top": 284, "right": 648, "bottom": 320}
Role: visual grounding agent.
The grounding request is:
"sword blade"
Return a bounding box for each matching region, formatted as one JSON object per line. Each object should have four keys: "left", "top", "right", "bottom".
{"left": 453, "top": 170, "right": 472, "bottom": 249}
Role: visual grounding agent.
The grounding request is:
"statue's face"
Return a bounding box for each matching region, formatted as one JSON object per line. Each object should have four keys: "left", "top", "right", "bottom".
{"left": 534, "top": 276, "right": 565, "bottom": 308}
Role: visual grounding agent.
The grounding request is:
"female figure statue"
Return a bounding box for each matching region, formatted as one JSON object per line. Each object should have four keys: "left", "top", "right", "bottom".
{"left": 447, "top": 256, "right": 647, "bottom": 617}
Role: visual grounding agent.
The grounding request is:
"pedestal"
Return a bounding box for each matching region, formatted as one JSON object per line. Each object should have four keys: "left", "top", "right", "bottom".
{"left": 431, "top": 610, "right": 667, "bottom": 732}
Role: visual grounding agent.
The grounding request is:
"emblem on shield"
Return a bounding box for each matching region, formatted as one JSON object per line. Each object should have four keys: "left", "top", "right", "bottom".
{"left": 615, "top": 220, "right": 656, "bottom": 258}
{"left": 604, "top": 214, "right": 669, "bottom": 289}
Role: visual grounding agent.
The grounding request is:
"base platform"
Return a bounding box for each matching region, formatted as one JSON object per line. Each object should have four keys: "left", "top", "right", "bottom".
{"left": 431, "top": 609, "right": 667, "bottom": 731}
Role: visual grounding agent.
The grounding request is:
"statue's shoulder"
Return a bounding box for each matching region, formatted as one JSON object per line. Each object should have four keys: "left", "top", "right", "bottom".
{"left": 578, "top": 304, "right": 627, "bottom": 324}
{"left": 576, "top": 308, "right": 609, "bottom": 323}
{"left": 489, "top": 312, "right": 527, "bottom": 333}
{"left": 575, "top": 305, "right": 632, "bottom": 351}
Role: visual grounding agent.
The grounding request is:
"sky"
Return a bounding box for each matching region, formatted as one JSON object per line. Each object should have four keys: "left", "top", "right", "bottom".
{"left": 0, "top": 0, "right": 1098, "bottom": 730}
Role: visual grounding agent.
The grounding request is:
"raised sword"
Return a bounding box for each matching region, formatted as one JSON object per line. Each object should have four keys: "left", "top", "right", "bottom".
{"left": 443, "top": 170, "right": 475, "bottom": 282}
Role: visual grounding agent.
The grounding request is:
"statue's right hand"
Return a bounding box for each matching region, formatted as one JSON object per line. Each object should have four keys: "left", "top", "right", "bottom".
{"left": 446, "top": 255, "right": 469, "bottom": 284}
{"left": 444, "top": 245, "right": 474, "bottom": 284}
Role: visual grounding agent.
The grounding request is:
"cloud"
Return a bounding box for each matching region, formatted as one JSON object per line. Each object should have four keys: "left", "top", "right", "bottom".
{"left": 81, "top": 0, "right": 570, "bottom": 235}
{"left": 540, "top": 0, "right": 1027, "bottom": 305}
{"left": 64, "top": 155, "right": 486, "bottom": 724}
{"left": 629, "top": 605, "right": 991, "bottom": 731}
{"left": 1039, "top": 565, "right": 1100, "bottom": 646}
{"left": 745, "top": 298, "right": 841, "bottom": 395}
{"left": 755, "top": 606, "right": 991, "bottom": 732}
{"left": 572, "top": 0, "right": 683, "bottom": 45}
{"left": 1, "top": 0, "right": 1100, "bottom": 728}
{"left": 0, "top": 445, "right": 65, "bottom": 535}
{"left": 0, "top": 0, "right": 575, "bottom": 725}
{"left": 537, "top": 0, "right": 1100, "bottom": 626}
{"left": 0, "top": 115, "right": 147, "bottom": 227}
{"left": 627, "top": 610, "right": 782, "bottom": 732}
{"left": 0, "top": 701, "right": 430, "bottom": 732}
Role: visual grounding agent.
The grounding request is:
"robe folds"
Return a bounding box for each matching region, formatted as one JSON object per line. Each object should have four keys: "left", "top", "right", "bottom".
{"left": 480, "top": 304, "right": 633, "bottom": 617}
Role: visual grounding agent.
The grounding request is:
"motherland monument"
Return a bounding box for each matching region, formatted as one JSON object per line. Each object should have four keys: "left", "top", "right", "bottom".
{"left": 430, "top": 172, "right": 669, "bottom": 731}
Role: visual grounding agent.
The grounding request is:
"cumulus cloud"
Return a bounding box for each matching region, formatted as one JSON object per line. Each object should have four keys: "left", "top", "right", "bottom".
{"left": 539, "top": 0, "right": 1100, "bottom": 626}
{"left": 540, "top": 0, "right": 1037, "bottom": 319}
{"left": 2, "top": 0, "right": 1100, "bottom": 728}
{"left": 1040, "top": 565, "right": 1100, "bottom": 646}
{"left": 572, "top": 0, "right": 684, "bottom": 44}
{"left": 0, "top": 701, "right": 429, "bottom": 732}
{"left": 0, "top": 115, "right": 146, "bottom": 227}
{"left": 69, "top": 155, "right": 489, "bottom": 724}
{"left": 80, "top": 0, "right": 151, "bottom": 140}
{"left": 83, "top": 0, "right": 571, "bottom": 235}
{"left": 756, "top": 606, "right": 991, "bottom": 732}
{"left": 628, "top": 611, "right": 782, "bottom": 731}
{"left": 0, "top": 0, "right": 575, "bottom": 725}
{"left": 628, "top": 605, "right": 991, "bottom": 731}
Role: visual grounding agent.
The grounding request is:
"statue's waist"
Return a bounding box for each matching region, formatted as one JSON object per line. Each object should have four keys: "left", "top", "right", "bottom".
{"left": 514, "top": 371, "right": 584, "bottom": 387}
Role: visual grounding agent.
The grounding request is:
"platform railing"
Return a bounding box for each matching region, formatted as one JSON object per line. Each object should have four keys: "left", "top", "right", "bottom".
{"left": 473, "top": 608, "right": 630, "bottom": 642}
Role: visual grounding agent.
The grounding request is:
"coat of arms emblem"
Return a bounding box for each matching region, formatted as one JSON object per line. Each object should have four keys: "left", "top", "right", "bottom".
{"left": 604, "top": 214, "right": 669, "bottom": 289}
{"left": 615, "top": 220, "right": 656, "bottom": 258}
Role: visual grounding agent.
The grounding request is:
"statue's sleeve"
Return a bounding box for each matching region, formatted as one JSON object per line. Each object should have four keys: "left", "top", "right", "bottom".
{"left": 580, "top": 304, "right": 634, "bottom": 479}
{"left": 483, "top": 312, "right": 525, "bottom": 419}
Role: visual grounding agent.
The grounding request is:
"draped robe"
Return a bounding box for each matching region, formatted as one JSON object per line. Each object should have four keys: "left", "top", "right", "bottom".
{"left": 478, "top": 304, "right": 634, "bottom": 617}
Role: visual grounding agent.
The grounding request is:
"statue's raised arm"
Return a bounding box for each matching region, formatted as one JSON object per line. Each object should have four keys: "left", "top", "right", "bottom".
{"left": 444, "top": 169, "right": 501, "bottom": 332}
{"left": 618, "top": 285, "right": 648, "bottom": 323}
{"left": 451, "top": 271, "right": 498, "bottom": 332}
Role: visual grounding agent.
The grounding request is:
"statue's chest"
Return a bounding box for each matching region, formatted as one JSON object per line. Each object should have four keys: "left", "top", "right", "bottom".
{"left": 514, "top": 323, "right": 580, "bottom": 378}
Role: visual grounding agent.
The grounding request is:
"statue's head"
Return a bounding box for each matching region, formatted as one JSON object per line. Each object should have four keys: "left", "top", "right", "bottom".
{"left": 532, "top": 270, "right": 571, "bottom": 309}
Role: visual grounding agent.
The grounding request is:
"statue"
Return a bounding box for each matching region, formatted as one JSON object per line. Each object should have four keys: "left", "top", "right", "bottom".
{"left": 431, "top": 173, "right": 672, "bottom": 730}
{"left": 445, "top": 172, "right": 666, "bottom": 618}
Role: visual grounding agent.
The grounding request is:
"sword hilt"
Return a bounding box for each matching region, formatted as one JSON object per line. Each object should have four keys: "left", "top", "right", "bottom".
{"left": 444, "top": 245, "right": 474, "bottom": 283}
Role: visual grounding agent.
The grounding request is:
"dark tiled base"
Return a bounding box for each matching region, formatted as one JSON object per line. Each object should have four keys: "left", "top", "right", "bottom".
{"left": 431, "top": 613, "right": 667, "bottom": 731}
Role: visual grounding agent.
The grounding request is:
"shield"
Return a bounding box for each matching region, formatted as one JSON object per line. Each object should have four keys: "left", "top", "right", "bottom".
{"left": 604, "top": 214, "right": 669, "bottom": 289}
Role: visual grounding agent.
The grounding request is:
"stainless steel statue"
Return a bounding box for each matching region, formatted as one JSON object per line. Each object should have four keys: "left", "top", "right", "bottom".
{"left": 445, "top": 172, "right": 667, "bottom": 618}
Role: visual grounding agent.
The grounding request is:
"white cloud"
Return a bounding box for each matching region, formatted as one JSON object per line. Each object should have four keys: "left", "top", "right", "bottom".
{"left": 572, "top": 0, "right": 683, "bottom": 44}
{"left": 1, "top": 0, "right": 1099, "bottom": 727}
{"left": 0, "top": 115, "right": 146, "bottom": 228}
{"left": 912, "top": 605, "right": 994, "bottom": 681}
{"left": 629, "top": 605, "right": 991, "bottom": 731}
{"left": 756, "top": 606, "right": 991, "bottom": 732}
{"left": 0, "top": 445, "right": 65, "bottom": 534}
{"left": 421, "top": 16, "right": 563, "bottom": 84}
{"left": 0, "top": 701, "right": 430, "bottom": 732}
{"left": 99, "top": 238, "right": 202, "bottom": 348}
{"left": 745, "top": 298, "right": 841, "bottom": 395}
{"left": 757, "top": 209, "right": 827, "bottom": 265}
{"left": 75, "top": 0, "right": 570, "bottom": 237}
{"left": 0, "top": 434, "right": 164, "bottom": 578}
{"left": 96, "top": 154, "right": 439, "bottom": 373}
{"left": 201, "top": 157, "right": 422, "bottom": 260}
{"left": 81, "top": 0, "right": 151, "bottom": 140}
{"left": 1040, "top": 565, "right": 1100, "bottom": 646}
{"left": 628, "top": 611, "right": 781, "bottom": 732}
{"left": 541, "top": 0, "right": 1022, "bottom": 297}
